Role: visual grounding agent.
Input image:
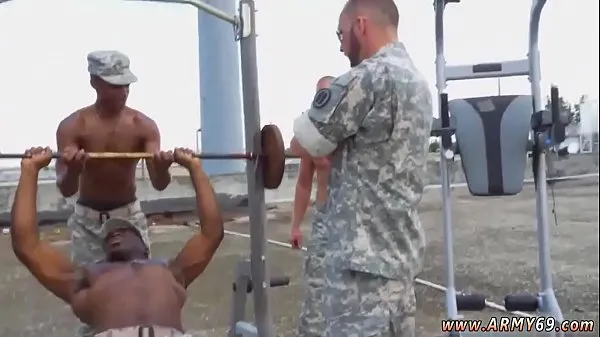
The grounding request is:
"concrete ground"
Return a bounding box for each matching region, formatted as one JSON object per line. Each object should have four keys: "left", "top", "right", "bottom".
{"left": 0, "top": 179, "right": 597, "bottom": 336}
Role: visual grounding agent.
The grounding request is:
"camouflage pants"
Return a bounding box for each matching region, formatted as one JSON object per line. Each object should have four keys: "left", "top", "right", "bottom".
{"left": 297, "top": 206, "right": 328, "bottom": 337}
{"left": 321, "top": 265, "right": 417, "bottom": 337}
{"left": 68, "top": 201, "right": 150, "bottom": 337}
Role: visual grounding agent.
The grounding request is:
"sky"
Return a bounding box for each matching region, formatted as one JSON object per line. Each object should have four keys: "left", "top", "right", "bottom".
{"left": 0, "top": 0, "right": 598, "bottom": 168}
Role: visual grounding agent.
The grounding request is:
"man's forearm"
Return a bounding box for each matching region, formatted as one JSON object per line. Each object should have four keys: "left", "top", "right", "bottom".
{"left": 11, "top": 166, "right": 40, "bottom": 254}
{"left": 56, "top": 168, "right": 80, "bottom": 197}
{"left": 147, "top": 162, "right": 171, "bottom": 191}
{"left": 292, "top": 184, "right": 311, "bottom": 229}
{"left": 190, "top": 166, "right": 223, "bottom": 241}
{"left": 290, "top": 138, "right": 312, "bottom": 158}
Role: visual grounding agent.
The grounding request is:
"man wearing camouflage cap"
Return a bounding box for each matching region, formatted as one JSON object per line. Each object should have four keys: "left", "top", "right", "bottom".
{"left": 55, "top": 50, "right": 174, "bottom": 336}
{"left": 291, "top": 0, "right": 433, "bottom": 336}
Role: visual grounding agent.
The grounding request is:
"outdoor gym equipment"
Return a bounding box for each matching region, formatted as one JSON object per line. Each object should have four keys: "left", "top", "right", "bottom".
{"left": 0, "top": 0, "right": 288, "bottom": 335}
{"left": 431, "top": 0, "right": 568, "bottom": 336}
{"left": 129, "top": 0, "right": 290, "bottom": 336}
{"left": 3, "top": 124, "right": 296, "bottom": 190}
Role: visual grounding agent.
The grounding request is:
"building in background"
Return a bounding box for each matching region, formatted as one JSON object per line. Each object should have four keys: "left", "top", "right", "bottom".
{"left": 578, "top": 99, "right": 599, "bottom": 153}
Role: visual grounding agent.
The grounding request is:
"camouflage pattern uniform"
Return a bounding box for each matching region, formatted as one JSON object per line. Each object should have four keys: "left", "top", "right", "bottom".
{"left": 69, "top": 50, "right": 147, "bottom": 337}
{"left": 293, "top": 41, "right": 433, "bottom": 337}
{"left": 297, "top": 202, "right": 329, "bottom": 337}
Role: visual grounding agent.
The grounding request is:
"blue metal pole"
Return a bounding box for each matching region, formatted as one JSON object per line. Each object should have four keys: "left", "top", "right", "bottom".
{"left": 198, "top": 0, "right": 244, "bottom": 175}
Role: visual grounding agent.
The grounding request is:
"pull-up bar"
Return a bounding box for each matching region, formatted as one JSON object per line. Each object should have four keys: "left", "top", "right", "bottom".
{"left": 127, "top": 0, "right": 237, "bottom": 25}
{"left": 0, "top": 0, "right": 238, "bottom": 26}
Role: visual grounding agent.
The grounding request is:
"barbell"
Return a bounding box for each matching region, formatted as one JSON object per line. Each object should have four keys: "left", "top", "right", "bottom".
{"left": 2, "top": 124, "right": 298, "bottom": 189}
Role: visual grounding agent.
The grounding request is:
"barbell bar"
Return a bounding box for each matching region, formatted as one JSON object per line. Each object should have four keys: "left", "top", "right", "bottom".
{"left": 3, "top": 124, "right": 295, "bottom": 190}
{"left": 0, "top": 152, "right": 300, "bottom": 160}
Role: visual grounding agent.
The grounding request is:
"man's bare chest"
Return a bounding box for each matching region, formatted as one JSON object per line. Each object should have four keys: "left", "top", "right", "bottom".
{"left": 79, "top": 122, "right": 145, "bottom": 152}
{"left": 86, "top": 262, "right": 177, "bottom": 291}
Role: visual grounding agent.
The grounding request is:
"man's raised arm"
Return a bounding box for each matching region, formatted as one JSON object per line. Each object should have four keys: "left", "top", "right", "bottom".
{"left": 142, "top": 116, "right": 172, "bottom": 191}
{"left": 56, "top": 114, "right": 84, "bottom": 197}
{"left": 169, "top": 148, "right": 224, "bottom": 288}
{"left": 12, "top": 147, "right": 77, "bottom": 303}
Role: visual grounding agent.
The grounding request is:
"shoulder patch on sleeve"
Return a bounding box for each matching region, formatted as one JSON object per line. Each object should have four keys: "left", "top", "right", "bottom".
{"left": 312, "top": 88, "right": 331, "bottom": 109}
{"left": 307, "top": 70, "right": 361, "bottom": 122}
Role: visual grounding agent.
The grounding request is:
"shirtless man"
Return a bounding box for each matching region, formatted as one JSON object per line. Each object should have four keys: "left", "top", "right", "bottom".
{"left": 55, "top": 50, "right": 172, "bottom": 335}
{"left": 291, "top": 75, "right": 334, "bottom": 337}
{"left": 289, "top": 75, "right": 334, "bottom": 247}
{"left": 12, "top": 147, "right": 224, "bottom": 337}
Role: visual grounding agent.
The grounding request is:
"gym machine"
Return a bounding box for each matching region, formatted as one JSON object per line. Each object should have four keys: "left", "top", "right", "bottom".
{"left": 123, "top": 0, "right": 291, "bottom": 336}
{"left": 430, "top": 0, "right": 568, "bottom": 336}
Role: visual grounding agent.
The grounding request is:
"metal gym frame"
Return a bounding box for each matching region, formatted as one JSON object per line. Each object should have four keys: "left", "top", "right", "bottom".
{"left": 143, "top": 2, "right": 286, "bottom": 336}
{"left": 0, "top": 0, "right": 282, "bottom": 336}
{"left": 0, "top": 0, "right": 571, "bottom": 336}
{"left": 432, "top": 0, "right": 567, "bottom": 335}
{"left": 129, "top": 1, "right": 287, "bottom": 336}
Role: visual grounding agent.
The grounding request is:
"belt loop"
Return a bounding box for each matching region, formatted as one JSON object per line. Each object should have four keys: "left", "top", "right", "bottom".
{"left": 138, "top": 326, "right": 155, "bottom": 337}
{"left": 99, "top": 212, "right": 110, "bottom": 224}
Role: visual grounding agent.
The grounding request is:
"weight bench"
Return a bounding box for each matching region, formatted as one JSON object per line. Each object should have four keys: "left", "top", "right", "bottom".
{"left": 432, "top": 0, "right": 568, "bottom": 336}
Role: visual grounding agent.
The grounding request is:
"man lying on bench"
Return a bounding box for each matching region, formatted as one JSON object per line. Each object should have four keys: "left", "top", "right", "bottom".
{"left": 11, "top": 147, "right": 224, "bottom": 337}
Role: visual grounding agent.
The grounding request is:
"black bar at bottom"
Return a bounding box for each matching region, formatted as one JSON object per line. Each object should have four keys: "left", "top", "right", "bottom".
{"left": 233, "top": 276, "right": 291, "bottom": 293}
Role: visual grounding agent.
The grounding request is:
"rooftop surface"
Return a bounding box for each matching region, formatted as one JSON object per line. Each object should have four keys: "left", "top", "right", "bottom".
{"left": 0, "top": 178, "right": 597, "bottom": 336}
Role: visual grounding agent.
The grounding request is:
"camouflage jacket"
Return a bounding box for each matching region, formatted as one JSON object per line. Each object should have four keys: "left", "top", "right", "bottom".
{"left": 293, "top": 41, "right": 433, "bottom": 280}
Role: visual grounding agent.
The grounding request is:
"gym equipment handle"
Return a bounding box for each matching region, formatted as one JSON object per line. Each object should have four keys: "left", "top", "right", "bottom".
{"left": 0, "top": 152, "right": 302, "bottom": 160}
{"left": 504, "top": 293, "right": 539, "bottom": 312}
{"left": 233, "top": 276, "right": 291, "bottom": 293}
{"left": 550, "top": 85, "right": 560, "bottom": 124}
{"left": 268, "top": 276, "right": 291, "bottom": 288}
{"left": 439, "top": 93, "right": 452, "bottom": 149}
{"left": 455, "top": 293, "right": 486, "bottom": 311}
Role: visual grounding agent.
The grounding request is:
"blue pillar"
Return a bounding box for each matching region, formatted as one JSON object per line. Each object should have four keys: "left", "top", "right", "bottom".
{"left": 198, "top": 0, "right": 245, "bottom": 175}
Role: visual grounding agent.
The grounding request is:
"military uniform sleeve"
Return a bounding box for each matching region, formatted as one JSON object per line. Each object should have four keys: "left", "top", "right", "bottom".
{"left": 293, "top": 69, "right": 374, "bottom": 157}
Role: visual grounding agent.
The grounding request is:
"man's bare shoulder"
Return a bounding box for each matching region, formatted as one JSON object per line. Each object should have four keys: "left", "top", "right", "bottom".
{"left": 127, "top": 107, "right": 158, "bottom": 131}
{"left": 57, "top": 106, "right": 93, "bottom": 131}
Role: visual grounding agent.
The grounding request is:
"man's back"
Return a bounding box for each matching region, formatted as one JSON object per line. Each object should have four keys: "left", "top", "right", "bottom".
{"left": 331, "top": 41, "right": 433, "bottom": 281}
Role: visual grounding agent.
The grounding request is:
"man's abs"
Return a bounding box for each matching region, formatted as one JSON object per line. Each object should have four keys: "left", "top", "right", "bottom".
{"left": 78, "top": 166, "right": 138, "bottom": 208}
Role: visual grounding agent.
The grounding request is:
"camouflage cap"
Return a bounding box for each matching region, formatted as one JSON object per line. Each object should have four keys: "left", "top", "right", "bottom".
{"left": 101, "top": 218, "right": 147, "bottom": 248}
{"left": 87, "top": 50, "right": 138, "bottom": 86}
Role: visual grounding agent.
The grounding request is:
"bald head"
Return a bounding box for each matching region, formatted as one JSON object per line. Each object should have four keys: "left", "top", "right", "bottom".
{"left": 316, "top": 76, "right": 334, "bottom": 91}
{"left": 342, "top": 0, "right": 399, "bottom": 28}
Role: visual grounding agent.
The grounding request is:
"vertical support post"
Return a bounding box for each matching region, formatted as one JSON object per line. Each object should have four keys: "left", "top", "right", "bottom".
{"left": 528, "top": 0, "right": 554, "bottom": 292}
{"left": 196, "top": 128, "right": 202, "bottom": 152}
{"left": 198, "top": 0, "right": 245, "bottom": 176}
{"left": 228, "top": 260, "right": 251, "bottom": 337}
{"left": 434, "top": 0, "right": 459, "bottom": 320}
{"left": 529, "top": 0, "right": 564, "bottom": 328}
{"left": 238, "top": 0, "right": 275, "bottom": 336}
